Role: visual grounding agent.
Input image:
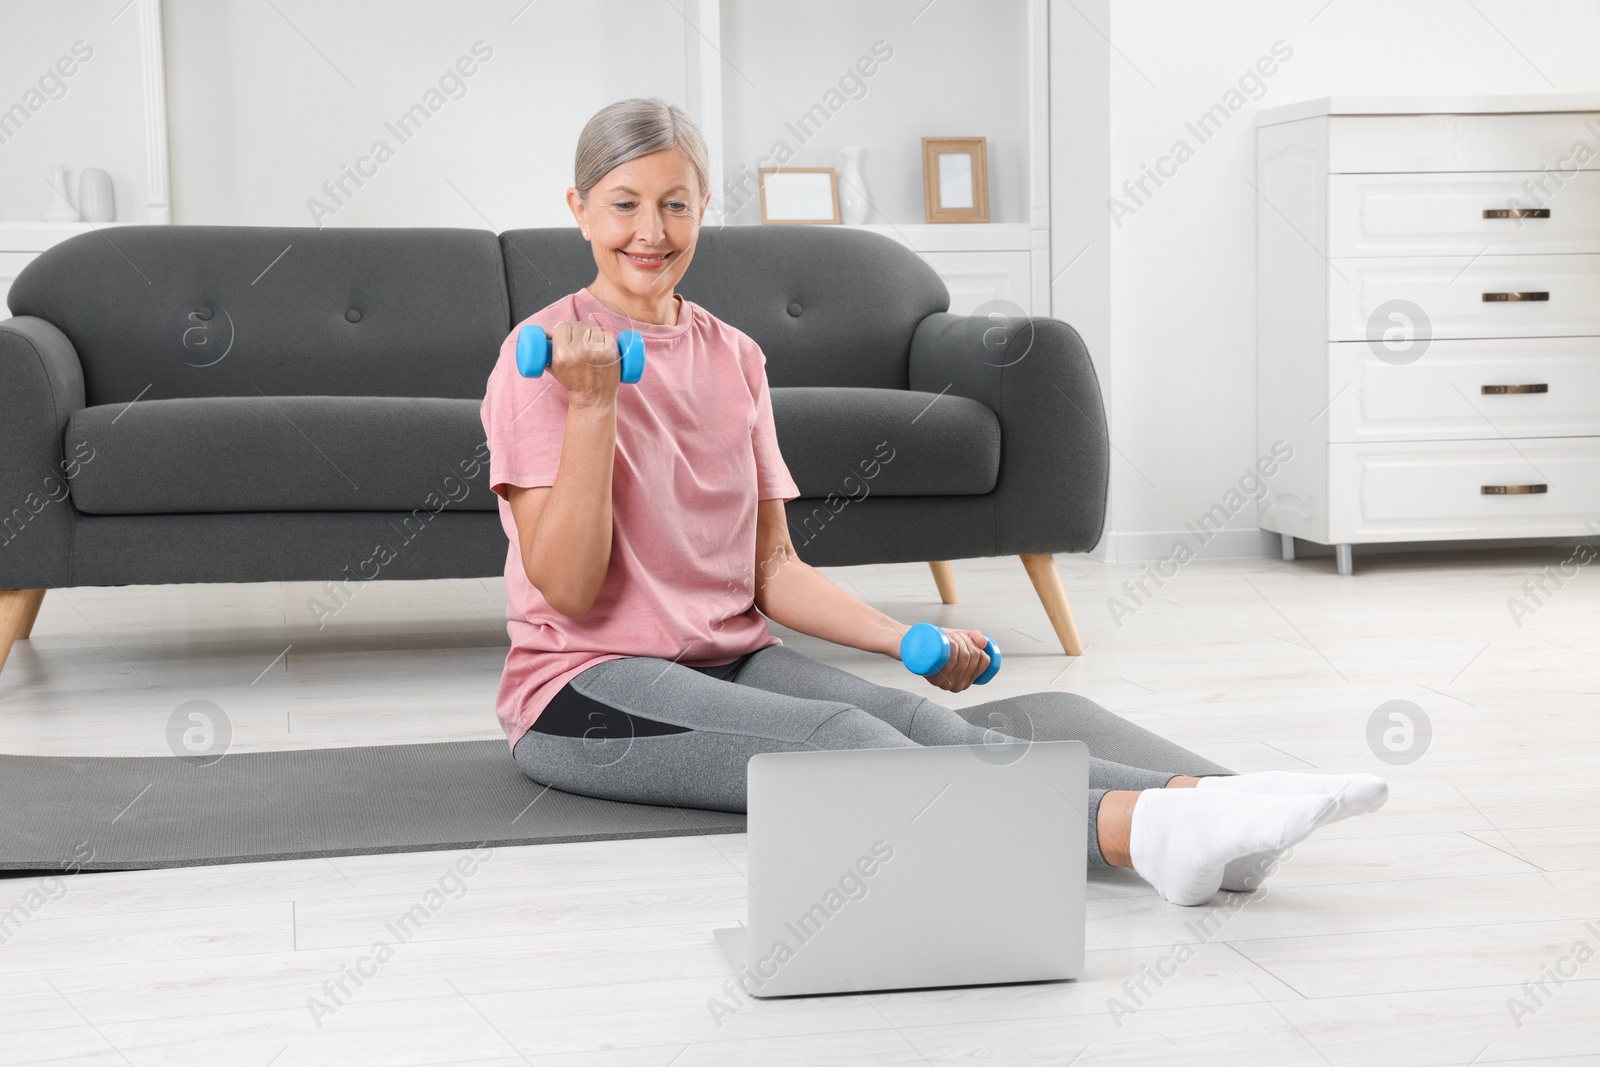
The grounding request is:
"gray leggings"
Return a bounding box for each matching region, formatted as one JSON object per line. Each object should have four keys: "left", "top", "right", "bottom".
{"left": 512, "top": 644, "right": 1177, "bottom": 868}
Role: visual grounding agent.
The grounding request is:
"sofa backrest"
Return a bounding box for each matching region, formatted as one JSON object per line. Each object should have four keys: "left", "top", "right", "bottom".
{"left": 501, "top": 225, "right": 948, "bottom": 390}
{"left": 10, "top": 223, "right": 951, "bottom": 404}
{"left": 8, "top": 226, "right": 510, "bottom": 406}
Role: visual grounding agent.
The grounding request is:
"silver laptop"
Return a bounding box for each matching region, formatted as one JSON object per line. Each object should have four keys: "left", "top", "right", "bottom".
{"left": 713, "top": 739, "right": 1088, "bottom": 998}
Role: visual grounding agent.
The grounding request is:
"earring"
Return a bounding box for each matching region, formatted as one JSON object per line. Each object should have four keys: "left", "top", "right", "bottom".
{"left": 582, "top": 230, "right": 590, "bottom": 239}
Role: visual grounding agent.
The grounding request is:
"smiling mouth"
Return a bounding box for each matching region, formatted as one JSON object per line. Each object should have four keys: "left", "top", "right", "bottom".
{"left": 621, "top": 249, "right": 673, "bottom": 267}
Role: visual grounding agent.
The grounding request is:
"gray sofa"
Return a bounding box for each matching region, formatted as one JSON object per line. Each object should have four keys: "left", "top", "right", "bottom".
{"left": 0, "top": 224, "right": 1108, "bottom": 674}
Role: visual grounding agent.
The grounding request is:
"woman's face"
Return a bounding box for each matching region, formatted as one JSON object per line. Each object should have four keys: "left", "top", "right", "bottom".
{"left": 572, "top": 147, "right": 709, "bottom": 309}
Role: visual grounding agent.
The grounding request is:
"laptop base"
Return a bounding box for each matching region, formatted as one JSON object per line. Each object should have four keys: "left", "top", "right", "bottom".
{"left": 713, "top": 925, "right": 746, "bottom": 975}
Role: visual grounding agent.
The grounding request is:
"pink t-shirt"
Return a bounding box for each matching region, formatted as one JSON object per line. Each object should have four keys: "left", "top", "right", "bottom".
{"left": 479, "top": 286, "right": 802, "bottom": 750}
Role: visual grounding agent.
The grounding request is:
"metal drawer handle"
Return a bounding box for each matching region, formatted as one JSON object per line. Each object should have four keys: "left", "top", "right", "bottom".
{"left": 1481, "top": 383, "right": 1549, "bottom": 394}
{"left": 1482, "top": 292, "right": 1550, "bottom": 302}
{"left": 1481, "top": 484, "right": 1548, "bottom": 495}
{"left": 1483, "top": 208, "right": 1550, "bottom": 219}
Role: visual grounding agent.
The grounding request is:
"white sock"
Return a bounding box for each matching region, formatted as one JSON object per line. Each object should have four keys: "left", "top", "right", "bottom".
{"left": 1199, "top": 772, "right": 1389, "bottom": 892}
{"left": 1195, "top": 770, "right": 1389, "bottom": 821}
{"left": 1219, "top": 848, "right": 1292, "bottom": 893}
{"left": 1128, "top": 789, "right": 1335, "bottom": 906}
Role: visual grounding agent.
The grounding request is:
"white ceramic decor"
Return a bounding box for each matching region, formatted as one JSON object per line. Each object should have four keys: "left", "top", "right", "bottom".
{"left": 41, "top": 163, "right": 81, "bottom": 222}
{"left": 839, "top": 146, "right": 870, "bottom": 225}
{"left": 78, "top": 168, "right": 116, "bottom": 222}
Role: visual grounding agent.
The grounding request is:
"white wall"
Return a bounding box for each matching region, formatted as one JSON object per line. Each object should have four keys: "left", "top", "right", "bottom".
{"left": 719, "top": 0, "right": 1030, "bottom": 226}
{"left": 1049, "top": 0, "right": 1113, "bottom": 559}
{"left": 1061, "top": 0, "right": 1600, "bottom": 560}
{"left": 160, "top": 1, "right": 1031, "bottom": 230}
{"left": 162, "top": 0, "right": 691, "bottom": 228}
{"left": 0, "top": 0, "right": 149, "bottom": 223}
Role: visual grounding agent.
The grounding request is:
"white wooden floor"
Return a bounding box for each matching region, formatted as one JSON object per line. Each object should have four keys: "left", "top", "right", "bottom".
{"left": 1, "top": 547, "right": 1597, "bottom": 1066}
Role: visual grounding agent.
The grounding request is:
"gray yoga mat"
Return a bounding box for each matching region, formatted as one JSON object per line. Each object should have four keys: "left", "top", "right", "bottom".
{"left": 0, "top": 692, "right": 1230, "bottom": 872}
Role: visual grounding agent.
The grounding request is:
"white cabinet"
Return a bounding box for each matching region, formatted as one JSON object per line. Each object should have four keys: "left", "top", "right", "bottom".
{"left": 919, "top": 250, "right": 1034, "bottom": 316}
{"left": 1256, "top": 96, "right": 1600, "bottom": 574}
{"left": 843, "top": 223, "right": 1042, "bottom": 315}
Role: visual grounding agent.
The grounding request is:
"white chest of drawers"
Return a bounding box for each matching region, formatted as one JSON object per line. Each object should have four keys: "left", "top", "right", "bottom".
{"left": 1256, "top": 95, "right": 1600, "bottom": 574}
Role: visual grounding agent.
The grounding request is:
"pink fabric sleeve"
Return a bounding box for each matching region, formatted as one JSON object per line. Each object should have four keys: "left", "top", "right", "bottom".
{"left": 484, "top": 332, "right": 570, "bottom": 499}
{"left": 747, "top": 340, "right": 801, "bottom": 502}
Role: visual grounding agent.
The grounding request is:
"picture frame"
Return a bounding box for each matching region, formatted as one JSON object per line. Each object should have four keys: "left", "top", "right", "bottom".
{"left": 758, "top": 167, "right": 840, "bottom": 225}
{"left": 921, "top": 137, "right": 989, "bottom": 224}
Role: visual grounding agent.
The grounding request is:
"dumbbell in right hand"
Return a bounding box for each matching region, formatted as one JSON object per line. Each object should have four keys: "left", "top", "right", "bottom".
{"left": 516, "top": 324, "right": 646, "bottom": 383}
{"left": 900, "top": 622, "right": 1002, "bottom": 684}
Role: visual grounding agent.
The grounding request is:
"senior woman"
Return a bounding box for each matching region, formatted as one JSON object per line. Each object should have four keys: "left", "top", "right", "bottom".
{"left": 479, "top": 97, "right": 1387, "bottom": 906}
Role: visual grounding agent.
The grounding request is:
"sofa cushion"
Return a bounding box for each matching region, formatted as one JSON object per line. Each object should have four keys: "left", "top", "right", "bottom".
{"left": 65, "top": 396, "right": 493, "bottom": 515}
{"left": 771, "top": 387, "right": 1000, "bottom": 498}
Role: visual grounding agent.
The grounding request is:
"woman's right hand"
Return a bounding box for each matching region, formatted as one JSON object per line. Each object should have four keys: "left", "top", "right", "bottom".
{"left": 548, "top": 319, "right": 622, "bottom": 408}
{"left": 924, "top": 628, "right": 993, "bottom": 693}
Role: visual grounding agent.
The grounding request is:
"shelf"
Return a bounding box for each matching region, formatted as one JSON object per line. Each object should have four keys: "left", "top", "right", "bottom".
{"left": 836, "top": 222, "right": 1037, "bottom": 254}
{"left": 0, "top": 221, "right": 134, "bottom": 253}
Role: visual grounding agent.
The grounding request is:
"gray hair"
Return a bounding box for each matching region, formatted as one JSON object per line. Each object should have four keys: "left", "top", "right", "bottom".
{"left": 574, "top": 97, "right": 711, "bottom": 204}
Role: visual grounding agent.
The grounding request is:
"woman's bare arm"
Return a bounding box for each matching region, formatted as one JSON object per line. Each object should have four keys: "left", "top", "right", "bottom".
{"left": 750, "top": 498, "right": 992, "bottom": 692}
{"left": 504, "top": 322, "right": 624, "bottom": 617}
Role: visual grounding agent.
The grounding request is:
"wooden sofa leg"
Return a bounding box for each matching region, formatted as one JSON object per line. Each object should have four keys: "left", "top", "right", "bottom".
{"left": 928, "top": 561, "right": 958, "bottom": 604}
{"left": 0, "top": 588, "right": 47, "bottom": 675}
{"left": 1019, "top": 554, "right": 1085, "bottom": 656}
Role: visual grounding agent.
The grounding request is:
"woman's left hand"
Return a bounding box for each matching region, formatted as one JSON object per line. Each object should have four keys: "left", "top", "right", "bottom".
{"left": 924, "top": 628, "right": 993, "bottom": 693}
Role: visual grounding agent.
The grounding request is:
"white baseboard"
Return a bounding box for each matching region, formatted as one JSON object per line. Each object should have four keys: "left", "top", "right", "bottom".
{"left": 1094, "top": 527, "right": 1280, "bottom": 563}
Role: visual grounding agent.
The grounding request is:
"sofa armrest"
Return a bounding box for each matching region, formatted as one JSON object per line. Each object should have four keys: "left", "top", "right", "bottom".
{"left": 0, "top": 316, "right": 87, "bottom": 587}
{"left": 908, "top": 311, "right": 1108, "bottom": 555}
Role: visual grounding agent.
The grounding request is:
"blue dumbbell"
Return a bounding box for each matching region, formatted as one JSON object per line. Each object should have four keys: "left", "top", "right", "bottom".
{"left": 899, "top": 622, "right": 1001, "bottom": 685}
{"left": 516, "top": 324, "right": 646, "bottom": 384}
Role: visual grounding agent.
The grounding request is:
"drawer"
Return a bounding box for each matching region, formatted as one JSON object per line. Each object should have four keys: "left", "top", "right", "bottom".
{"left": 1328, "top": 337, "right": 1600, "bottom": 442}
{"left": 1329, "top": 172, "right": 1600, "bottom": 256}
{"left": 1328, "top": 438, "right": 1600, "bottom": 542}
{"left": 1328, "top": 113, "right": 1600, "bottom": 174}
{"left": 1328, "top": 255, "right": 1600, "bottom": 341}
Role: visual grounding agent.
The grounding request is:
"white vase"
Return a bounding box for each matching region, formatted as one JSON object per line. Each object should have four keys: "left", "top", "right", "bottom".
{"left": 839, "top": 146, "right": 870, "bottom": 225}
{"left": 79, "top": 167, "right": 115, "bottom": 222}
{"left": 42, "top": 163, "right": 81, "bottom": 222}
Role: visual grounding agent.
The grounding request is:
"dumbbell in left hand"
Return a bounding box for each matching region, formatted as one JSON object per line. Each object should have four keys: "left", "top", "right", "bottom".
{"left": 899, "top": 622, "right": 1002, "bottom": 684}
